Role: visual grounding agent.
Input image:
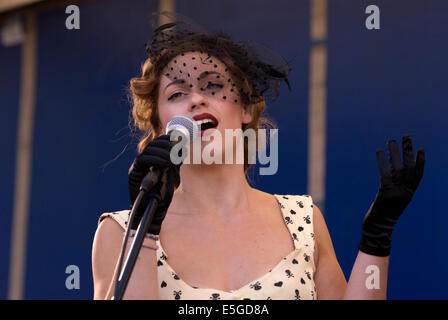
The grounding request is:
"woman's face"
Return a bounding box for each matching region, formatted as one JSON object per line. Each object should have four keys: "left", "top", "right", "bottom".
{"left": 157, "top": 51, "right": 252, "bottom": 140}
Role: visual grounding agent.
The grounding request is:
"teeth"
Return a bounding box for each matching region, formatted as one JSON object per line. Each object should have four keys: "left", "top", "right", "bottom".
{"left": 195, "top": 118, "right": 216, "bottom": 126}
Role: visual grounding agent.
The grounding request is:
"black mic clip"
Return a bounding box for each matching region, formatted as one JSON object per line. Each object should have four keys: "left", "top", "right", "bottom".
{"left": 140, "top": 166, "right": 161, "bottom": 194}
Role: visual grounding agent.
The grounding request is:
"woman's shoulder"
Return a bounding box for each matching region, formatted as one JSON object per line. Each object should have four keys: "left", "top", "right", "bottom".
{"left": 251, "top": 188, "right": 313, "bottom": 205}
{"left": 98, "top": 209, "right": 130, "bottom": 230}
{"left": 251, "top": 189, "right": 315, "bottom": 221}
{"left": 274, "top": 193, "right": 313, "bottom": 202}
{"left": 93, "top": 209, "right": 130, "bottom": 299}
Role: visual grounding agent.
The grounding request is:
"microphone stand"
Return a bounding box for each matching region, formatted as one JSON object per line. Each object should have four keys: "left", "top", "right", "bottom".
{"left": 111, "top": 166, "right": 162, "bottom": 300}
{"left": 111, "top": 128, "right": 189, "bottom": 299}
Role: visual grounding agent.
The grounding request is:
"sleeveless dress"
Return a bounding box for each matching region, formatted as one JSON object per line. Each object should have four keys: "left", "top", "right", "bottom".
{"left": 98, "top": 194, "right": 317, "bottom": 300}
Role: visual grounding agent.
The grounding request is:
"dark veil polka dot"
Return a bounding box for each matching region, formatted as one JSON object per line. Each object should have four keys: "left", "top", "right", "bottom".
{"left": 145, "top": 11, "right": 292, "bottom": 105}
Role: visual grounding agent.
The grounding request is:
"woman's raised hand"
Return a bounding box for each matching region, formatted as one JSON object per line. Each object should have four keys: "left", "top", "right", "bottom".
{"left": 358, "top": 134, "right": 425, "bottom": 256}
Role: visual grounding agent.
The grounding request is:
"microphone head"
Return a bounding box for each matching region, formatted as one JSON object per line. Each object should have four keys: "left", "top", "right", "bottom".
{"left": 165, "top": 115, "right": 198, "bottom": 142}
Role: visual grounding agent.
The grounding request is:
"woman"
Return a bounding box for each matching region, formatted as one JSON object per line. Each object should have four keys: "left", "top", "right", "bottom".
{"left": 91, "top": 14, "right": 425, "bottom": 300}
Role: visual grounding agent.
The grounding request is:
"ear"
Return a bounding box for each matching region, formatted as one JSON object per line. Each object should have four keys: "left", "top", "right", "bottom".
{"left": 242, "top": 105, "right": 253, "bottom": 124}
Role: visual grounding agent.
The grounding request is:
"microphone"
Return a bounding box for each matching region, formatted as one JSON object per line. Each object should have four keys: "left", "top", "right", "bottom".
{"left": 165, "top": 115, "right": 199, "bottom": 165}
{"left": 165, "top": 114, "right": 198, "bottom": 142}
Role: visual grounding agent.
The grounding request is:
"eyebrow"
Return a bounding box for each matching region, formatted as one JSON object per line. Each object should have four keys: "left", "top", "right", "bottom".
{"left": 164, "top": 71, "right": 223, "bottom": 92}
{"left": 164, "top": 79, "right": 185, "bottom": 92}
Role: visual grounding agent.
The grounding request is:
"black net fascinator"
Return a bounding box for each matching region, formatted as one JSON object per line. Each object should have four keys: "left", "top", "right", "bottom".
{"left": 145, "top": 11, "right": 292, "bottom": 106}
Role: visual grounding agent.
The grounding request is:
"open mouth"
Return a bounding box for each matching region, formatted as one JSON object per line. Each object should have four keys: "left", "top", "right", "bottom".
{"left": 196, "top": 118, "right": 218, "bottom": 131}
{"left": 192, "top": 113, "right": 219, "bottom": 135}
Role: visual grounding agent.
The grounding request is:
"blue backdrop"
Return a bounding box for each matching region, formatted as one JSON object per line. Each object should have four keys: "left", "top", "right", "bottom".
{"left": 0, "top": 0, "right": 446, "bottom": 299}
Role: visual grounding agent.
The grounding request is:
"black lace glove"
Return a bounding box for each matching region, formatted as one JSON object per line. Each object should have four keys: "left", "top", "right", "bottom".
{"left": 128, "top": 134, "right": 180, "bottom": 235}
{"left": 358, "top": 134, "right": 425, "bottom": 257}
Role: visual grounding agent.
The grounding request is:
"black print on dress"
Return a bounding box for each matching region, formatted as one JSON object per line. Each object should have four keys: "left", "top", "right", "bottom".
{"left": 303, "top": 253, "right": 310, "bottom": 262}
{"left": 267, "top": 297, "right": 272, "bottom": 300}
{"left": 310, "top": 233, "right": 315, "bottom": 239}
{"left": 290, "top": 209, "right": 296, "bottom": 215}
{"left": 298, "top": 226, "right": 304, "bottom": 232}
{"left": 292, "top": 259, "right": 298, "bottom": 264}
{"left": 274, "top": 281, "right": 283, "bottom": 287}
{"left": 250, "top": 281, "right": 262, "bottom": 290}
{"left": 284, "top": 217, "right": 293, "bottom": 225}
{"left": 283, "top": 196, "right": 289, "bottom": 199}
{"left": 172, "top": 272, "right": 180, "bottom": 280}
{"left": 295, "top": 289, "right": 301, "bottom": 300}
{"left": 305, "top": 271, "right": 312, "bottom": 280}
{"left": 243, "top": 298, "right": 251, "bottom": 300}
{"left": 292, "top": 233, "right": 298, "bottom": 241}
{"left": 210, "top": 293, "right": 221, "bottom": 300}
{"left": 157, "top": 260, "right": 163, "bottom": 266}
{"left": 160, "top": 252, "right": 167, "bottom": 261}
{"left": 297, "top": 201, "right": 304, "bottom": 208}
{"left": 161, "top": 281, "right": 167, "bottom": 288}
{"left": 173, "top": 290, "right": 182, "bottom": 300}
{"left": 300, "top": 278, "right": 306, "bottom": 285}
{"left": 303, "top": 215, "right": 311, "bottom": 224}
{"left": 285, "top": 270, "right": 294, "bottom": 278}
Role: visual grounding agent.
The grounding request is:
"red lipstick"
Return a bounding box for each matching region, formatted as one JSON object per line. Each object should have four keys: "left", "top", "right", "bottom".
{"left": 192, "top": 113, "right": 219, "bottom": 124}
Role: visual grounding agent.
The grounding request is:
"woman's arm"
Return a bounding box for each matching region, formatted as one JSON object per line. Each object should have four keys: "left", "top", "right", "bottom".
{"left": 313, "top": 205, "right": 388, "bottom": 299}
{"left": 343, "top": 251, "right": 388, "bottom": 299}
{"left": 312, "top": 205, "right": 347, "bottom": 299}
{"left": 91, "top": 217, "right": 159, "bottom": 300}
{"left": 314, "top": 135, "right": 424, "bottom": 300}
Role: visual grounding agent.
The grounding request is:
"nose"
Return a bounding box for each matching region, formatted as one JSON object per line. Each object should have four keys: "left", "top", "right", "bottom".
{"left": 188, "top": 91, "right": 208, "bottom": 112}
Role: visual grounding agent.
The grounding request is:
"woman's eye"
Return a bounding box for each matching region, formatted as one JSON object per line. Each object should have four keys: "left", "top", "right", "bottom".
{"left": 168, "top": 92, "right": 183, "bottom": 101}
{"left": 206, "top": 82, "right": 223, "bottom": 90}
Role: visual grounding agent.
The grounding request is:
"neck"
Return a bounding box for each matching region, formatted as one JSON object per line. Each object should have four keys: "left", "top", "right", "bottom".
{"left": 169, "top": 163, "right": 254, "bottom": 219}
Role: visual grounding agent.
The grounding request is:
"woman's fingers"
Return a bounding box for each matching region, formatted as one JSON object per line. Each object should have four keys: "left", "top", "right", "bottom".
{"left": 415, "top": 149, "right": 426, "bottom": 184}
{"left": 387, "top": 139, "right": 403, "bottom": 170}
{"left": 137, "top": 151, "right": 172, "bottom": 168}
{"left": 376, "top": 149, "right": 392, "bottom": 184}
{"left": 402, "top": 134, "right": 416, "bottom": 168}
{"left": 373, "top": 135, "right": 425, "bottom": 195}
